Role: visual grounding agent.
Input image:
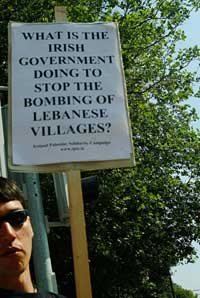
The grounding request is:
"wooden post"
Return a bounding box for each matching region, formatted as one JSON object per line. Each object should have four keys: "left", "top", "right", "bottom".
{"left": 54, "top": 7, "right": 93, "bottom": 298}
{"left": 54, "top": 6, "right": 66, "bottom": 22}
{"left": 67, "top": 170, "right": 93, "bottom": 298}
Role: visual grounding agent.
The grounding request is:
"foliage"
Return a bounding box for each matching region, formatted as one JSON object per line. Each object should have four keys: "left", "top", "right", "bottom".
{"left": 84, "top": 1, "right": 200, "bottom": 297}
{"left": 173, "top": 284, "right": 197, "bottom": 298}
{"left": 155, "top": 280, "right": 198, "bottom": 298}
{"left": 1, "top": 0, "right": 200, "bottom": 297}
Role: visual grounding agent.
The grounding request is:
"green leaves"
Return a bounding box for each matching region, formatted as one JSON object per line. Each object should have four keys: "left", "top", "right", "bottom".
{"left": 83, "top": 1, "right": 200, "bottom": 297}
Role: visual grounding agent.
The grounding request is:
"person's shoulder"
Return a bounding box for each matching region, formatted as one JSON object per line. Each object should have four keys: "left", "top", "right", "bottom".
{"left": 0, "top": 288, "right": 68, "bottom": 298}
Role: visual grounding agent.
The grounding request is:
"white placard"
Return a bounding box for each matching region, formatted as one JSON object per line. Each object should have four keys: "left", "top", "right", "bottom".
{"left": 10, "top": 22, "right": 133, "bottom": 166}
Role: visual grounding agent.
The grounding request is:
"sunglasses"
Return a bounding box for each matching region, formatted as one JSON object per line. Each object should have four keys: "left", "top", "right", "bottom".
{"left": 0, "top": 209, "right": 29, "bottom": 229}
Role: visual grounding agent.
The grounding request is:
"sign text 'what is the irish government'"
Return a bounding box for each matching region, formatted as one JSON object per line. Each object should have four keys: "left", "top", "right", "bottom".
{"left": 10, "top": 22, "right": 133, "bottom": 166}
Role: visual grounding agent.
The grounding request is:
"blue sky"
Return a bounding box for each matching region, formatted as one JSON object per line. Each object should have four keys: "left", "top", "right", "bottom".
{"left": 180, "top": 10, "right": 200, "bottom": 130}
{"left": 175, "top": 9, "right": 200, "bottom": 130}
{"left": 171, "top": 9, "right": 200, "bottom": 295}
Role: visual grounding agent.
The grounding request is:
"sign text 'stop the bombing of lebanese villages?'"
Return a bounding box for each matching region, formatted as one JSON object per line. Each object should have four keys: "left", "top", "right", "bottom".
{"left": 10, "top": 22, "right": 133, "bottom": 166}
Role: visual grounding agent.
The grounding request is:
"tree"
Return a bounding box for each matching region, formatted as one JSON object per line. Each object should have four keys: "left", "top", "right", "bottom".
{"left": 83, "top": 1, "right": 200, "bottom": 297}
{"left": 0, "top": 1, "right": 200, "bottom": 297}
{"left": 168, "top": 283, "right": 198, "bottom": 298}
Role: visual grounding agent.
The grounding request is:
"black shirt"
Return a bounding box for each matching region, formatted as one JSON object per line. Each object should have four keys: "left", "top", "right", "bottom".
{"left": 0, "top": 288, "right": 67, "bottom": 298}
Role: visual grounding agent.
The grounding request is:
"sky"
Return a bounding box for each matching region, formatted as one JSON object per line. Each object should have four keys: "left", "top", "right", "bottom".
{"left": 171, "top": 9, "right": 200, "bottom": 296}
{"left": 182, "top": 10, "right": 200, "bottom": 128}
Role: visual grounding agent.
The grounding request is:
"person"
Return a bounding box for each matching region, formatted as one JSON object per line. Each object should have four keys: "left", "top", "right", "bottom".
{"left": 0, "top": 176, "right": 67, "bottom": 298}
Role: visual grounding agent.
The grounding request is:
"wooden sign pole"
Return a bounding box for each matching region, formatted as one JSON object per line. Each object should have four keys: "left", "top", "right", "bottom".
{"left": 54, "top": 7, "right": 93, "bottom": 298}
{"left": 67, "top": 170, "right": 93, "bottom": 298}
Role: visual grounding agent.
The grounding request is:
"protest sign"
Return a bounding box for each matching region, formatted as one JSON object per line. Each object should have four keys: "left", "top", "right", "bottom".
{"left": 8, "top": 22, "right": 134, "bottom": 171}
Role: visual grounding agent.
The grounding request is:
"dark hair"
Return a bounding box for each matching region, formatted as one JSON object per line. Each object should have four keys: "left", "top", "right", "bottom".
{"left": 0, "top": 176, "right": 26, "bottom": 207}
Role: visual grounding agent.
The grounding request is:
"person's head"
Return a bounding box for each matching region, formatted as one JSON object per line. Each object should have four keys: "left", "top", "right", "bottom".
{"left": 0, "top": 176, "right": 33, "bottom": 282}
{"left": 0, "top": 176, "right": 26, "bottom": 207}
